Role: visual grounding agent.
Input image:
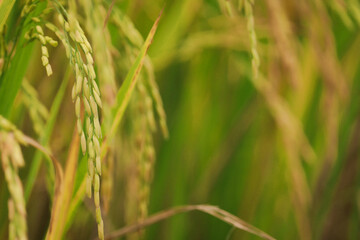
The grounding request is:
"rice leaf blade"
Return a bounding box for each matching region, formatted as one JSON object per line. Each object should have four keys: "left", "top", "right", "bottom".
{"left": 0, "top": 0, "right": 15, "bottom": 30}
{"left": 109, "top": 9, "right": 162, "bottom": 142}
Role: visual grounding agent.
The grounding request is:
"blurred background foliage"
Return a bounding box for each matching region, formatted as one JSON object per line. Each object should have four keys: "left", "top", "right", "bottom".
{"left": 1, "top": 0, "right": 360, "bottom": 239}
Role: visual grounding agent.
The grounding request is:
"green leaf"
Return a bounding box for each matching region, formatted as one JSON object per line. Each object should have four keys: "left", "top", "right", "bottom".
{"left": 0, "top": 42, "right": 34, "bottom": 116}
{"left": 0, "top": 1, "right": 47, "bottom": 117}
{"left": 0, "top": 0, "right": 15, "bottom": 30}
{"left": 108, "top": 9, "right": 163, "bottom": 142}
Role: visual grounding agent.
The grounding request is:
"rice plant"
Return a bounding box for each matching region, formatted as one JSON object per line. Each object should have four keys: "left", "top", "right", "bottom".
{"left": 1, "top": 0, "right": 360, "bottom": 239}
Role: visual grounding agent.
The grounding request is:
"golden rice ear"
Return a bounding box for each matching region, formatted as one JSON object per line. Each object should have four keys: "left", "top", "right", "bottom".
{"left": 49, "top": 15, "right": 104, "bottom": 238}
{"left": 0, "top": 122, "right": 29, "bottom": 240}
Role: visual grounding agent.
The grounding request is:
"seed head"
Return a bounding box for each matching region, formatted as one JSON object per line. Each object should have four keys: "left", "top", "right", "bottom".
{"left": 45, "top": 64, "right": 53, "bottom": 76}
{"left": 41, "top": 56, "right": 49, "bottom": 66}
{"left": 86, "top": 52, "right": 94, "bottom": 64}
{"left": 77, "top": 119, "right": 82, "bottom": 135}
{"left": 76, "top": 76, "right": 83, "bottom": 94}
{"left": 86, "top": 174, "right": 92, "bottom": 198}
{"left": 94, "top": 174, "right": 100, "bottom": 193}
{"left": 94, "top": 117, "right": 102, "bottom": 138}
{"left": 36, "top": 25, "right": 44, "bottom": 35}
{"left": 94, "top": 191, "right": 100, "bottom": 207}
{"left": 93, "top": 89, "right": 102, "bottom": 109}
{"left": 89, "top": 96, "right": 98, "bottom": 117}
{"left": 83, "top": 78, "right": 91, "bottom": 100}
{"left": 41, "top": 46, "right": 49, "bottom": 57}
{"left": 75, "top": 97, "right": 81, "bottom": 118}
{"left": 38, "top": 35, "right": 46, "bottom": 45}
{"left": 93, "top": 136, "right": 100, "bottom": 156}
{"left": 88, "top": 64, "right": 96, "bottom": 79}
{"left": 88, "top": 140, "right": 95, "bottom": 159}
{"left": 88, "top": 158, "right": 95, "bottom": 179}
{"left": 81, "top": 132, "right": 86, "bottom": 154}
{"left": 92, "top": 79, "right": 100, "bottom": 95}
{"left": 83, "top": 96, "right": 92, "bottom": 115}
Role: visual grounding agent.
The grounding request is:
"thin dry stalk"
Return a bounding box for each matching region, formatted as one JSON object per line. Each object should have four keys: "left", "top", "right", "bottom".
{"left": 103, "top": 205, "right": 275, "bottom": 240}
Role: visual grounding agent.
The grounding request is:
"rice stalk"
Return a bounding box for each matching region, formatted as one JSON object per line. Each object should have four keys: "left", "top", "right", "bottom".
{"left": 0, "top": 121, "right": 27, "bottom": 240}
{"left": 79, "top": 0, "right": 118, "bottom": 216}
{"left": 44, "top": 4, "right": 104, "bottom": 238}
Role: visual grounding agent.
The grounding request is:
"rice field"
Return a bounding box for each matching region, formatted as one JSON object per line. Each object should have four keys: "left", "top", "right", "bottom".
{"left": 0, "top": 0, "right": 360, "bottom": 239}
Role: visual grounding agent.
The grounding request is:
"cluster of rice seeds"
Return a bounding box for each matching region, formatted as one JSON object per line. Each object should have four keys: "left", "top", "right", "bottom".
{"left": 20, "top": 0, "right": 36, "bottom": 18}
{"left": 0, "top": 116, "right": 28, "bottom": 240}
{"left": 81, "top": 0, "right": 117, "bottom": 107}
{"left": 47, "top": 13, "right": 104, "bottom": 240}
{"left": 134, "top": 81, "right": 156, "bottom": 221}
{"left": 76, "top": 1, "right": 118, "bottom": 215}
{"left": 144, "top": 59, "right": 168, "bottom": 138}
{"left": 21, "top": 80, "right": 49, "bottom": 136}
{"left": 25, "top": 19, "right": 59, "bottom": 76}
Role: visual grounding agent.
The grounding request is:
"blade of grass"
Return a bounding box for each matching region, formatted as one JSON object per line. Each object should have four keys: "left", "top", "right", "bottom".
{"left": 0, "top": 1, "right": 47, "bottom": 116}
{"left": 103, "top": 205, "right": 275, "bottom": 240}
{"left": 108, "top": 8, "right": 163, "bottom": 143}
{"left": 0, "top": 0, "right": 15, "bottom": 30}
{"left": 0, "top": 42, "right": 34, "bottom": 116}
